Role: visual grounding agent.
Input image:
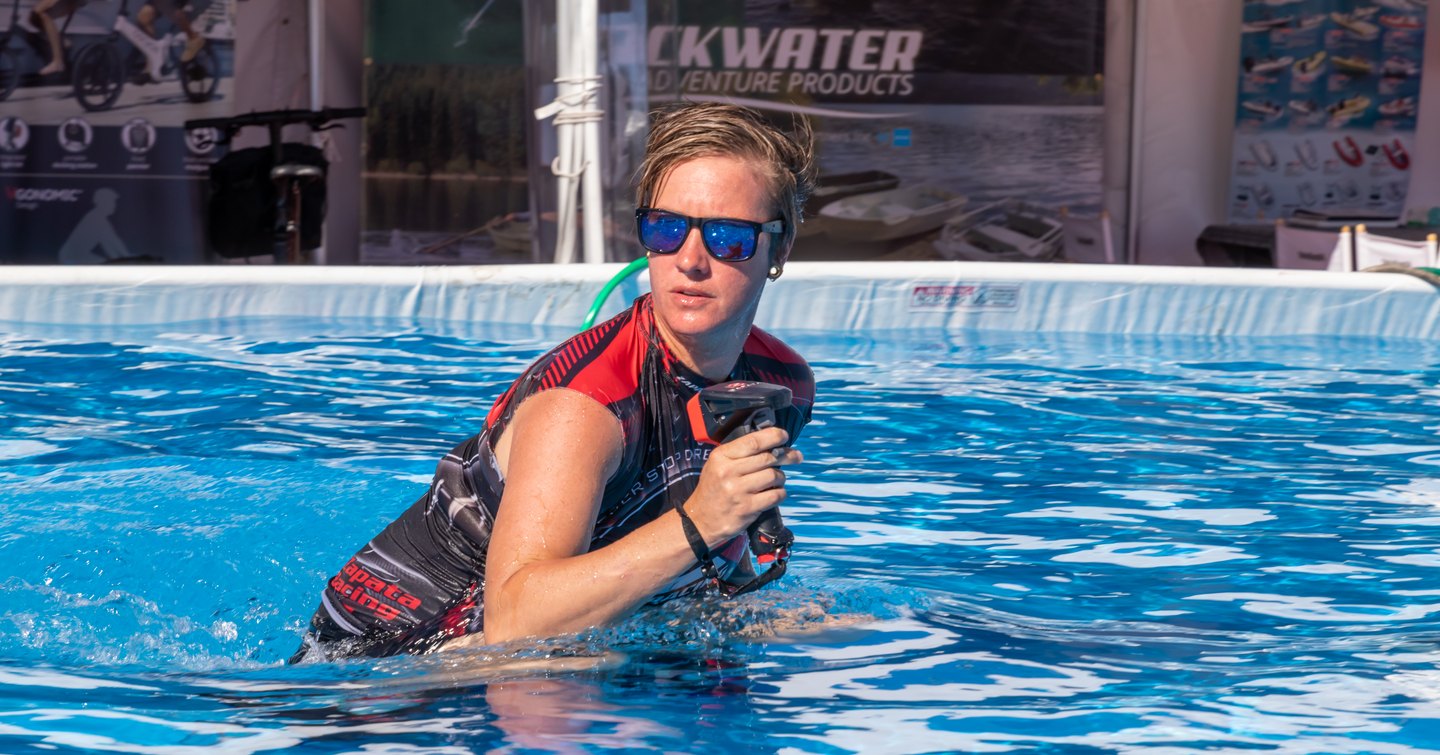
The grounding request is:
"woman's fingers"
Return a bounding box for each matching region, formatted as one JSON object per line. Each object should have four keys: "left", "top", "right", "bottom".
{"left": 687, "top": 426, "right": 801, "bottom": 543}
{"left": 721, "top": 427, "right": 789, "bottom": 458}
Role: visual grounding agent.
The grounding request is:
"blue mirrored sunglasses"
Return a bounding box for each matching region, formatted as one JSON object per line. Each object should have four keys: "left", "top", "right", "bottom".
{"left": 635, "top": 208, "right": 784, "bottom": 262}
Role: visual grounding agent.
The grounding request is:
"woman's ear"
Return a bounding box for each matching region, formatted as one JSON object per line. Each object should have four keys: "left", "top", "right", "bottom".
{"left": 768, "top": 241, "right": 791, "bottom": 281}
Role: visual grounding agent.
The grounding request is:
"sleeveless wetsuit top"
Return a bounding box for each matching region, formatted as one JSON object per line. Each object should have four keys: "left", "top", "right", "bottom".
{"left": 307, "top": 294, "right": 814, "bottom": 657}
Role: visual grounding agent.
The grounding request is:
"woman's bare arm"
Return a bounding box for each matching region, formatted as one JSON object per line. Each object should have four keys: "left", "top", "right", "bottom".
{"left": 481, "top": 388, "right": 799, "bottom": 644}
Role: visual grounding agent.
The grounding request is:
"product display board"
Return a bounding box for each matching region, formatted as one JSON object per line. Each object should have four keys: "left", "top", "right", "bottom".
{"left": 0, "top": 0, "right": 236, "bottom": 264}
{"left": 647, "top": 0, "right": 1107, "bottom": 263}
{"left": 1227, "top": 0, "right": 1426, "bottom": 223}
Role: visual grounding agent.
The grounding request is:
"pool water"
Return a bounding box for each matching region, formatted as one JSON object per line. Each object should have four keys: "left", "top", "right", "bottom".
{"left": 2, "top": 317, "right": 1440, "bottom": 753}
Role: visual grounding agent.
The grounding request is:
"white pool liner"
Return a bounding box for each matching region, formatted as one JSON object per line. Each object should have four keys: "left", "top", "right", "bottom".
{"left": 2, "top": 262, "right": 1438, "bottom": 338}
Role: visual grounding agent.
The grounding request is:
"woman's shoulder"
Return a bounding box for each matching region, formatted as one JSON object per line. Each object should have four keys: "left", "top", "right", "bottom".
{"left": 530, "top": 306, "right": 648, "bottom": 404}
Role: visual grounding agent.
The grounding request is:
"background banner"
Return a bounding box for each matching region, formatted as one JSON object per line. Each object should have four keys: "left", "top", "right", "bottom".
{"left": 358, "top": 0, "right": 530, "bottom": 266}
{"left": 644, "top": 0, "right": 1106, "bottom": 264}
{"left": 1227, "top": 0, "right": 1427, "bottom": 224}
{"left": 0, "top": 0, "right": 235, "bottom": 264}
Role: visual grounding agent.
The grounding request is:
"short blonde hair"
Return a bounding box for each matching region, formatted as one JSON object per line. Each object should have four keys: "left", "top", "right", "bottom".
{"left": 636, "top": 102, "right": 816, "bottom": 254}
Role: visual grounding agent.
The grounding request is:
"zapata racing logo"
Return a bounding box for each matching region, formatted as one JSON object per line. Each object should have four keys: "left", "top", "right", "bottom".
{"left": 330, "top": 558, "right": 424, "bottom": 622}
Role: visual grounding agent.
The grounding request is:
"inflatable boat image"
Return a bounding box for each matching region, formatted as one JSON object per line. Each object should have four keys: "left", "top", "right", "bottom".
{"left": 1383, "top": 55, "right": 1419, "bottom": 77}
{"left": 1379, "top": 13, "right": 1423, "bottom": 29}
{"left": 1331, "top": 11, "right": 1380, "bottom": 39}
{"left": 1244, "top": 55, "right": 1294, "bottom": 74}
{"left": 1379, "top": 97, "right": 1417, "bottom": 118}
{"left": 1242, "top": 100, "right": 1285, "bottom": 121}
{"left": 1333, "top": 136, "right": 1365, "bottom": 167}
{"left": 1241, "top": 15, "right": 1296, "bottom": 33}
{"left": 1249, "top": 139, "right": 1279, "bottom": 170}
{"left": 1295, "top": 140, "right": 1320, "bottom": 171}
{"left": 933, "top": 201, "right": 1064, "bottom": 263}
{"left": 817, "top": 185, "right": 968, "bottom": 242}
{"left": 1292, "top": 51, "right": 1326, "bottom": 81}
{"left": 1332, "top": 55, "right": 1375, "bottom": 74}
{"left": 1383, "top": 140, "right": 1411, "bottom": 170}
{"left": 1327, "top": 95, "right": 1372, "bottom": 122}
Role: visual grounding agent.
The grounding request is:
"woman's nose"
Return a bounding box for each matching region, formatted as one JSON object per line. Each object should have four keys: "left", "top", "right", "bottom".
{"left": 674, "top": 227, "right": 710, "bottom": 273}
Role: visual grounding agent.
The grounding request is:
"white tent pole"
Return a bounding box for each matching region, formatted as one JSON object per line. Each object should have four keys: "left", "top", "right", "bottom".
{"left": 308, "top": 0, "right": 325, "bottom": 264}
{"left": 1125, "top": 0, "right": 1147, "bottom": 265}
{"left": 552, "top": 0, "right": 578, "bottom": 264}
{"left": 308, "top": 0, "right": 323, "bottom": 110}
{"left": 534, "top": 0, "right": 604, "bottom": 263}
{"left": 580, "top": 0, "right": 604, "bottom": 263}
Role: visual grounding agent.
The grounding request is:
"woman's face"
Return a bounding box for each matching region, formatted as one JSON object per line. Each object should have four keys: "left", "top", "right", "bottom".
{"left": 646, "top": 155, "right": 785, "bottom": 350}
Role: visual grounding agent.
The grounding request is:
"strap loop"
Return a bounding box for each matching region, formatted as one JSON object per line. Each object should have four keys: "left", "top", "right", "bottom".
{"left": 674, "top": 501, "right": 723, "bottom": 584}
{"left": 675, "top": 502, "right": 790, "bottom": 597}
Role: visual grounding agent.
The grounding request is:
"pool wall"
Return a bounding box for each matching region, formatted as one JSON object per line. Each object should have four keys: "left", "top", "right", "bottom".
{"left": 3, "top": 263, "right": 1439, "bottom": 338}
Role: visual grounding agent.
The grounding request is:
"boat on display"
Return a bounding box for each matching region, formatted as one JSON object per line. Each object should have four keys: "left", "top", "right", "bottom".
{"left": 1379, "top": 96, "right": 1417, "bottom": 117}
{"left": 933, "top": 201, "right": 1064, "bottom": 263}
{"left": 799, "top": 170, "right": 900, "bottom": 238}
{"left": 1332, "top": 55, "right": 1375, "bottom": 74}
{"left": 1294, "top": 139, "right": 1320, "bottom": 171}
{"left": 1292, "top": 51, "right": 1326, "bottom": 81}
{"left": 1383, "top": 55, "right": 1419, "bottom": 77}
{"left": 1379, "top": 13, "right": 1423, "bottom": 28}
{"left": 1242, "top": 100, "right": 1285, "bottom": 120}
{"left": 488, "top": 212, "right": 532, "bottom": 254}
{"left": 1244, "top": 55, "right": 1294, "bottom": 74}
{"left": 1383, "top": 139, "right": 1411, "bottom": 170}
{"left": 1328, "top": 95, "right": 1372, "bottom": 121}
{"left": 1241, "top": 15, "right": 1295, "bottom": 33}
{"left": 818, "top": 185, "right": 968, "bottom": 242}
{"left": 1331, "top": 12, "right": 1380, "bottom": 39}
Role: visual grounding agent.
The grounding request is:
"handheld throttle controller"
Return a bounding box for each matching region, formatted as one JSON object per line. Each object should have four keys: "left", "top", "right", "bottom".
{"left": 687, "top": 381, "right": 795, "bottom": 592}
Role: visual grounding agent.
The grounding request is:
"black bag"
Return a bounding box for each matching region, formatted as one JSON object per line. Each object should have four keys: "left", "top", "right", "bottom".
{"left": 206, "top": 143, "right": 328, "bottom": 257}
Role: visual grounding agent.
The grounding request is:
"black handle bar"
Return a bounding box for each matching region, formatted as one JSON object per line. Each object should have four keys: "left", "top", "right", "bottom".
{"left": 184, "top": 107, "right": 366, "bottom": 162}
{"left": 184, "top": 107, "right": 367, "bottom": 135}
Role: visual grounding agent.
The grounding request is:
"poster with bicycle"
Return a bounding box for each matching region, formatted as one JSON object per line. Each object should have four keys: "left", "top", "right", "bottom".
{"left": 0, "top": 0, "right": 235, "bottom": 263}
{"left": 1226, "top": 0, "right": 1426, "bottom": 224}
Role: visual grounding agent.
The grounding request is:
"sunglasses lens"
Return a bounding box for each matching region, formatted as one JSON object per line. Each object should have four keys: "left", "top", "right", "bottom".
{"left": 638, "top": 211, "right": 689, "bottom": 253}
{"left": 702, "top": 220, "right": 757, "bottom": 261}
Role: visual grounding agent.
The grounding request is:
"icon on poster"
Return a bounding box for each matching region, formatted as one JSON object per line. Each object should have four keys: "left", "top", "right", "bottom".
{"left": 186, "top": 127, "right": 220, "bottom": 155}
{"left": 58, "top": 118, "right": 94, "bottom": 153}
{"left": 0, "top": 116, "right": 29, "bottom": 152}
{"left": 121, "top": 119, "right": 157, "bottom": 155}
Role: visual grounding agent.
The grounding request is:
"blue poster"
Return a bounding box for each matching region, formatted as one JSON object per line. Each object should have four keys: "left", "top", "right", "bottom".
{"left": 1227, "top": 0, "right": 1425, "bottom": 223}
{"left": 0, "top": 0, "right": 235, "bottom": 263}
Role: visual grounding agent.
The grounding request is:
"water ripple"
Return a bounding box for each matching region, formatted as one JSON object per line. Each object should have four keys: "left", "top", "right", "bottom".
{"left": 3, "top": 325, "right": 1440, "bottom": 752}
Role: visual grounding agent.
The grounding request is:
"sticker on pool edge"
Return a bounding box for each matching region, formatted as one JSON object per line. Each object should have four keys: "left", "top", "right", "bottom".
{"left": 910, "top": 284, "right": 1019, "bottom": 310}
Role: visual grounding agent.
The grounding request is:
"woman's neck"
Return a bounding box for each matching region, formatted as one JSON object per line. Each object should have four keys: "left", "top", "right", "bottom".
{"left": 652, "top": 314, "right": 753, "bottom": 383}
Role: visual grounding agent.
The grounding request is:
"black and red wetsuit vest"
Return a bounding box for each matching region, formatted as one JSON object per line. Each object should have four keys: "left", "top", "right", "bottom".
{"left": 306, "top": 294, "right": 814, "bottom": 657}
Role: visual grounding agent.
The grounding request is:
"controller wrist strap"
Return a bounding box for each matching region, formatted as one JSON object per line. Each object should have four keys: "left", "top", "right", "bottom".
{"left": 674, "top": 501, "right": 724, "bottom": 584}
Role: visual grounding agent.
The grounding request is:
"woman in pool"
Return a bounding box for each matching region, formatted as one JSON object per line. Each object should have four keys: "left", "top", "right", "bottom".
{"left": 292, "top": 102, "right": 817, "bottom": 661}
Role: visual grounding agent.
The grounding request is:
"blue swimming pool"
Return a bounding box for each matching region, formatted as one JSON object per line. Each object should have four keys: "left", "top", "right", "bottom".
{"left": 3, "top": 315, "right": 1440, "bottom": 753}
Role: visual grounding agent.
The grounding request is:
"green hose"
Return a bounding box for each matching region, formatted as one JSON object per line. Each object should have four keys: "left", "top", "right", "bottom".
{"left": 582, "top": 257, "right": 649, "bottom": 330}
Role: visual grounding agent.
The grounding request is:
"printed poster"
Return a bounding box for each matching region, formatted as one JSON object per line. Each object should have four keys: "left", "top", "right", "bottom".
{"left": 1227, "top": 0, "right": 1426, "bottom": 223}
{"left": 644, "top": 0, "right": 1107, "bottom": 264}
{"left": 0, "top": 0, "right": 236, "bottom": 264}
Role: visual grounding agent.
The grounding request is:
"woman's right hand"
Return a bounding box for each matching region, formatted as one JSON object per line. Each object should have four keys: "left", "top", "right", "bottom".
{"left": 684, "top": 426, "right": 803, "bottom": 548}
